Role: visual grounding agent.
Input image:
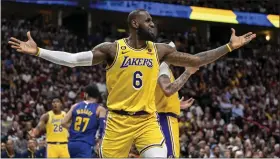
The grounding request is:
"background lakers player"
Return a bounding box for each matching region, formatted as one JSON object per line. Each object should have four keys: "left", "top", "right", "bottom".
{"left": 9, "top": 9, "right": 256, "bottom": 157}
{"left": 155, "top": 40, "right": 198, "bottom": 157}
{"left": 29, "top": 97, "right": 69, "bottom": 158}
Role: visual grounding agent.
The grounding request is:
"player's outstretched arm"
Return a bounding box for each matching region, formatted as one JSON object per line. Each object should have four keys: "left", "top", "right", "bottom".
{"left": 8, "top": 31, "right": 116, "bottom": 67}
{"left": 158, "top": 63, "right": 198, "bottom": 97}
{"left": 30, "top": 113, "right": 48, "bottom": 138}
{"left": 61, "top": 104, "right": 78, "bottom": 129}
{"left": 157, "top": 29, "right": 256, "bottom": 67}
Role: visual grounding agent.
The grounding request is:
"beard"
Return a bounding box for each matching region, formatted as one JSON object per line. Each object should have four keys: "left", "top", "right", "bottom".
{"left": 137, "top": 26, "right": 157, "bottom": 41}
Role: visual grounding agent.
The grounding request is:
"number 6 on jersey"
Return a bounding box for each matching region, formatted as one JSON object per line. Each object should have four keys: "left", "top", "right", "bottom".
{"left": 133, "top": 71, "right": 143, "bottom": 89}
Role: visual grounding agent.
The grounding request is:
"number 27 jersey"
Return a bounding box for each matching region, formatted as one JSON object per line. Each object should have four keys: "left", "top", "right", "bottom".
{"left": 69, "top": 102, "right": 99, "bottom": 146}
{"left": 106, "top": 39, "right": 159, "bottom": 113}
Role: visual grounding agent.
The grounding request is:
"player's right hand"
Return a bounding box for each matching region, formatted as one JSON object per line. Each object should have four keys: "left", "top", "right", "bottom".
{"left": 8, "top": 31, "right": 38, "bottom": 56}
{"left": 185, "top": 67, "right": 199, "bottom": 74}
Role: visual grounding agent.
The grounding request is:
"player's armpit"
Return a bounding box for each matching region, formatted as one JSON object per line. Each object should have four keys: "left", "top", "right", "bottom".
{"left": 156, "top": 43, "right": 229, "bottom": 67}
{"left": 92, "top": 42, "right": 117, "bottom": 66}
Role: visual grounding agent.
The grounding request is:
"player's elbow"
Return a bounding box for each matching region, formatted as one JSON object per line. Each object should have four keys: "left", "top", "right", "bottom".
{"left": 66, "top": 60, "right": 78, "bottom": 68}
{"left": 61, "top": 123, "right": 66, "bottom": 128}
{"left": 162, "top": 89, "right": 173, "bottom": 97}
{"left": 63, "top": 54, "right": 80, "bottom": 68}
{"left": 160, "top": 85, "right": 174, "bottom": 97}
{"left": 190, "top": 56, "right": 202, "bottom": 67}
{"left": 61, "top": 120, "right": 68, "bottom": 128}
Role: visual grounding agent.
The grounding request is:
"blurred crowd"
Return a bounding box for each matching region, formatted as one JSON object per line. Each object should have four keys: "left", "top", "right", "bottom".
{"left": 1, "top": 16, "right": 280, "bottom": 158}
{"left": 145, "top": 0, "right": 279, "bottom": 14}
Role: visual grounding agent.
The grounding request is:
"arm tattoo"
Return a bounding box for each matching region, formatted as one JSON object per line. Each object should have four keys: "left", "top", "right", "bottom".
{"left": 159, "top": 71, "right": 191, "bottom": 96}
{"left": 159, "top": 43, "right": 229, "bottom": 67}
{"left": 158, "top": 43, "right": 200, "bottom": 67}
{"left": 195, "top": 45, "right": 229, "bottom": 66}
{"left": 164, "top": 51, "right": 200, "bottom": 67}
{"left": 165, "top": 70, "right": 191, "bottom": 95}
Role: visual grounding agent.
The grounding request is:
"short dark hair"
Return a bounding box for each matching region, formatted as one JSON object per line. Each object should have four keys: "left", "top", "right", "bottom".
{"left": 85, "top": 84, "right": 100, "bottom": 99}
{"left": 127, "top": 9, "right": 147, "bottom": 28}
{"left": 50, "top": 95, "right": 62, "bottom": 102}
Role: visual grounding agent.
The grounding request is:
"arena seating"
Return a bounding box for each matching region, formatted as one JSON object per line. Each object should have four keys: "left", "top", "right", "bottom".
{"left": 1, "top": 17, "right": 280, "bottom": 158}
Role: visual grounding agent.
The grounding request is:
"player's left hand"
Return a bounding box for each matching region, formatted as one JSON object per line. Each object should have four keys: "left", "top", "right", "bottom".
{"left": 180, "top": 97, "right": 195, "bottom": 110}
{"left": 95, "top": 139, "right": 102, "bottom": 153}
{"left": 229, "top": 28, "right": 256, "bottom": 50}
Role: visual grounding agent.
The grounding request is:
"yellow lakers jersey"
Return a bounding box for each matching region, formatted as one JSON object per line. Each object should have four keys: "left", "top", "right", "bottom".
{"left": 46, "top": 111, "right": 68, "bottom": 142}
{"left": 155, "top": 68, "right": 180, "bottom": 115}
{"left": 106, "top": 38, "right": 159, "bottom": 113}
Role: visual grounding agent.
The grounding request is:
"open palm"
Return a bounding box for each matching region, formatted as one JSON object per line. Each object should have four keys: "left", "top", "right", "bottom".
{"left": 8, "top": 31, "right": 38, "bottom": 55}
{"left": 229, "top": 28, "right": 256, "bottom": 50}
{"left": 180, "top": 97, "right": 195, "bottom": 110}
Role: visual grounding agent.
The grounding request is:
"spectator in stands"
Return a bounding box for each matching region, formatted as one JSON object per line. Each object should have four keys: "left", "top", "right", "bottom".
{"left": 21, "top": 139, "right": 36, "bottom": 158}
{"left": 213, "top": 112, "right": 225, "bottom": 127}
{"left": 1, "top": 143, "right": 6, "bottom": 151}
{"left": 1, "top": 140, "right": 21, "bottom": 158}
{"left": 1, "top": 113, "right": 11, "bottom": 138}
{"left": 1, "top": 17, "right": 279, "bottom": 158}
{"left": 14, "top": 130, "right": 28, "bottom": 154}
{"left": 210, "top": 145, "right": 222, "bottom": 158}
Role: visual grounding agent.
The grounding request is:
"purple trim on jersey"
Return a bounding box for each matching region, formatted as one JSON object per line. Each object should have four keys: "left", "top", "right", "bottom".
{"left": 158, "top": 113, "right": 175, "bottom": 158}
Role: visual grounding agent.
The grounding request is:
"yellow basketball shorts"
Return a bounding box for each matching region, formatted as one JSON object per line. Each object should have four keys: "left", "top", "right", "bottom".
{"left": 158, "top": 113, "right": 180, "bottom": 158}
{"left": 99, "top": 111, "right": 165, "bottom": 158}
{"left": 47, "top": 143, "right": 70, "bottom": 158}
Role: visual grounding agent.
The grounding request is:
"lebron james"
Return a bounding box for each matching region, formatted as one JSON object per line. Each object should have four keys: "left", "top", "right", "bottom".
{"left": 8, "top": 9, "right": 256, "bottom": 158}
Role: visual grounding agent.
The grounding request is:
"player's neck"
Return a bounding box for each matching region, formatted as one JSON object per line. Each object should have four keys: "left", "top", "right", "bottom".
{"left": 85, "top": 98, "right": 97, "bottom": 103}
{"left": 127, "top": 35, "right": 146, "bottom": 49}
{"left": 52, "top": 110, "right": 61, "bottom": 115}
